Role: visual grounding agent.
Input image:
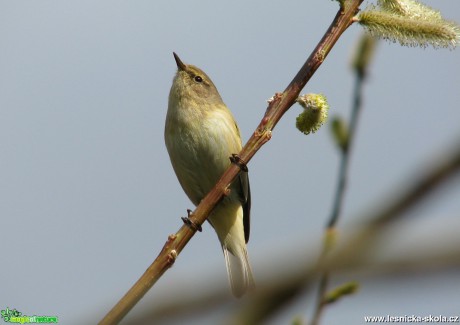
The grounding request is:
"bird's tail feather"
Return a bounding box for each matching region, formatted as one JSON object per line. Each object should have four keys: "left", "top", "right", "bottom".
{"left": 222, "top": 244, "right": 255, "bottom": 297}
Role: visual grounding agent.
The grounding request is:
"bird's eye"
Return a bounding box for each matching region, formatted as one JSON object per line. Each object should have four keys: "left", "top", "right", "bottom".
{"left": 194, "top": 76, "right": 203, "bottom": 83}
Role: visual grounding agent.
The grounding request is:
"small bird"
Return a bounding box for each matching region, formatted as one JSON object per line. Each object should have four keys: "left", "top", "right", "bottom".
{"left": 165, "top": 53, "right": 254, "bottom": 297}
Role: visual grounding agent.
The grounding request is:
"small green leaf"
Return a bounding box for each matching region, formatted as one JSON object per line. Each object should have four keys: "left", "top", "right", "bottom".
{"left": 324, "top": 281, "right": 360, "bottom": 304}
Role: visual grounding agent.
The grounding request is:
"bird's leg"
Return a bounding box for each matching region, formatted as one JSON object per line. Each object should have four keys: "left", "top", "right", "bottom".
{"left": 181, "top": 209, "right": 202, "bottom": 232}
{"left": 230, "top": 154, "right": 248, "bottom": 172}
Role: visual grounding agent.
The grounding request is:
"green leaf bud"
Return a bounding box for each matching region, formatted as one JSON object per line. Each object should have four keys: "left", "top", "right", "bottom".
{"left": 330, "top": 116, "right": 349, "bottom": 152}
{"left": 324, "top": 281, "right": 360, "bottom": 304}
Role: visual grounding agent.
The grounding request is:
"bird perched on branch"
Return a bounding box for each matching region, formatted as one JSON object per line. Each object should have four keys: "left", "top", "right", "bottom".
{"left": 165, "top": 53, "right": 254, "bottom": 297}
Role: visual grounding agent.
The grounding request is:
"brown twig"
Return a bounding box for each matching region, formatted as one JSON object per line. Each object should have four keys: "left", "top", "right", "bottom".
{"left": 98, "top": 1, "right": 363, "bottom": 324}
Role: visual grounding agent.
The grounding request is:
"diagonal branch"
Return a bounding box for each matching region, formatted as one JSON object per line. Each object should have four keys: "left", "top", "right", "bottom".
{"left": 99, "top": 1, "right": 364, "bottom": 324}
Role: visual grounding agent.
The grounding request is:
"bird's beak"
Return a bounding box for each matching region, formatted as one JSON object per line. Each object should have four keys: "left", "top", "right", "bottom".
{"left": 173, "top": 52, "right": 186, "bottom": 71}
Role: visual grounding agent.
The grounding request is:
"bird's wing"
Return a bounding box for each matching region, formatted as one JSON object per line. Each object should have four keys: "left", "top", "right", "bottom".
{"left": 238, "top": 171, "right": 251, "bottom": 243}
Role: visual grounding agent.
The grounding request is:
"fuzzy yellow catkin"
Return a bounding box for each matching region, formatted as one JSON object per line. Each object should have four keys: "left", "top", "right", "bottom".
{"left": 358, "top": 10, "right": 460, "bottom": 49}
{"left": 377, "top": 0, "right": 442, "bottom": 21}
{"left": 295, "top": 94, "right": 329, "bottom": 135}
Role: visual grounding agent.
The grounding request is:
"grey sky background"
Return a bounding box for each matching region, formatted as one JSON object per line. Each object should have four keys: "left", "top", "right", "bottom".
{"left": 1, "top": 1, "right": 460, "bottom": 324}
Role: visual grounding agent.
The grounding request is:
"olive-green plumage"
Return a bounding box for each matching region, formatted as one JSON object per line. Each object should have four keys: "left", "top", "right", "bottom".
{"left": 165, "top": 53, "right": 254, "bottom": 297}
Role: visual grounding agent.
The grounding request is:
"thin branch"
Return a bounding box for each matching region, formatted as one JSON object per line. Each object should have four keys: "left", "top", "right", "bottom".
{"left": 329, "top": 68, "right": 365, "bottom": 229}
{"left": 310, "top": 274, "right": 330, "bottom": 325}
{"left": 310, "top": 39, "right": 369, "bottom": 325}
{"left": 98, "top": 2, "right": 363, "bottom": 324}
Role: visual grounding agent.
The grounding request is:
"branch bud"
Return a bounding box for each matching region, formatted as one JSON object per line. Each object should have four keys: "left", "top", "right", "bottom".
{"left": 330, "top": 116, "right": 349, "bottom": 152}
{"left": 351, "top": 33, "right": 377, "bottom": 78}
{"left": 324, "top": 281, "right": 360, "bottom": 304}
